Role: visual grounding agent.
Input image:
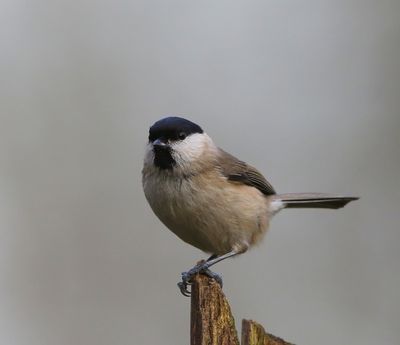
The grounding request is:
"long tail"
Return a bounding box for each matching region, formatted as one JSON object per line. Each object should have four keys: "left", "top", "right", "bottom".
{"left": 273, "top": 193, "right": 359, "bottom": 209}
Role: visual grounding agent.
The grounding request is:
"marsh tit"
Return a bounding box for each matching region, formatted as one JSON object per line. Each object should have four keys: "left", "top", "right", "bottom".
{"left": 142, "top": 117, "right": 358, "bottom": 295}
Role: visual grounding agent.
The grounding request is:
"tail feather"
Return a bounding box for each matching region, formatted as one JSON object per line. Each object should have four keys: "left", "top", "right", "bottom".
{"left": 273, "top": 193, "right": 359, "bottom": 209}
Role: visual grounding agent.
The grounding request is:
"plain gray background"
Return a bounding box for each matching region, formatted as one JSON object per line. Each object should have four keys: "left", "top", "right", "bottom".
{"left": 1, "top": 1, "right": 399, "bottom": 344}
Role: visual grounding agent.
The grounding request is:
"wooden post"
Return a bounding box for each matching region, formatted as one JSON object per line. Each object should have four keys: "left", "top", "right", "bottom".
{"left": 190, "top": 274, "right": 239, "bottom": 345}
{"left": 190, "top": 273, "right": 294, "bottom": 345}
{"left": 241, "top": 319, "right": 294, "bottom": 345}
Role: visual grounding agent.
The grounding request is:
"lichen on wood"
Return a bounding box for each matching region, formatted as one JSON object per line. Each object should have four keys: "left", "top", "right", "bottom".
{"left": 190, "top": 274, "right": 239, "bottom": 345}
{"left": 241, "top": 319, "right": 294, "bottom": 345}
{"left": 190, "top": 273, "right": 294, "bottom": 345}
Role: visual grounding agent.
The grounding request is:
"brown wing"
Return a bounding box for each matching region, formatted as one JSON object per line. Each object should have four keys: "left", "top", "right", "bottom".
{"left": 217, "top": 149, "right": 276, "bottom": 196}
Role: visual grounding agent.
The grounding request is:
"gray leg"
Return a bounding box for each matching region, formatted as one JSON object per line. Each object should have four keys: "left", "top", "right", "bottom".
{"left": 201, "top": 250, "right": 243, "bottom": 270}
{"left": 178, "top": 244, "right": 248, "bottom": 296}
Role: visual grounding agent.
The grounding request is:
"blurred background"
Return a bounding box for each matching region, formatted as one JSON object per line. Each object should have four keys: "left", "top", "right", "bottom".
{"left": 1, "top": 0, "right": 399, "bottom": 344}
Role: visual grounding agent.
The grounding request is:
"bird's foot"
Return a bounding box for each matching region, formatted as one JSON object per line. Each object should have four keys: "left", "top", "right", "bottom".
{"left": 177, "top": 261, "right": 223, "bottom": 297}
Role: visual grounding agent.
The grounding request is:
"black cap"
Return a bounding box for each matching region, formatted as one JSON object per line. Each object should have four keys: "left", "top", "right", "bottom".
{"left": 149, "top": 116, "right": 203, "bottom": 142}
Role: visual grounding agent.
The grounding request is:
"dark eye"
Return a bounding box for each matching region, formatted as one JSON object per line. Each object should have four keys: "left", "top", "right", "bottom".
{"left": 178, "top": 132, "right": 186, "bottom": 140}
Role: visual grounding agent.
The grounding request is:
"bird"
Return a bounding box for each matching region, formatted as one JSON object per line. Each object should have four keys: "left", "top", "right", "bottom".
{"left": 142, "top": 116, "right": 358, "bottom": 296}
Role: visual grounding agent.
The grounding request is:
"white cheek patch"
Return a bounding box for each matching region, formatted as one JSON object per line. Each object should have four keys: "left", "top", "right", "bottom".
{"left": 171, "top": 133, "right": 209, "bottom": 164}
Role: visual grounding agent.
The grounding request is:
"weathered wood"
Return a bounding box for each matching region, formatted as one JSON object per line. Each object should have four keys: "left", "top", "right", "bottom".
{"left": 190, "top": 273, "right": 294, "bottom": 345}
{"left": 241, "top": 319, "right": 294, "bottom": 345}
{"left": 190, "top": 274, "right": 239, "bottom": 345}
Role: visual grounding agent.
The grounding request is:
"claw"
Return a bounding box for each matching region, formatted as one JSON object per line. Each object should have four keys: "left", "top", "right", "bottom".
{"left": 177, "top": 264, "right": 224, "bottom": 296}
{"left": 177, "top": 271, "right": 194, "bottom": 297}
{"left": 177, "top": 281, "right": 191, "bottom": 297}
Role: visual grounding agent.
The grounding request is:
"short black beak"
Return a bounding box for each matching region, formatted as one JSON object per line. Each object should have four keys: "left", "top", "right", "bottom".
{"left": 153, "top": 138, "right": 169, "bottom": 149}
